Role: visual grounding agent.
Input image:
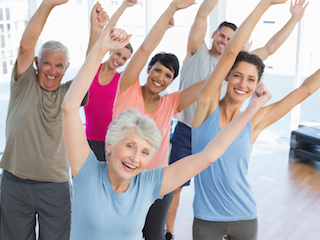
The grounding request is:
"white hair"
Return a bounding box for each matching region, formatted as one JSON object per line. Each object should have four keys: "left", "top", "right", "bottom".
{"left": 105, "top": 109, "right": 162, "bottom": 159}
{"left": 38, "top": 41, "right": 69, "bottom": 67}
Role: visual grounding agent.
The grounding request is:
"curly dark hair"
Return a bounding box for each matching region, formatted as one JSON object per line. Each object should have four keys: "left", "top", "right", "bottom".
{"left": 228, "top": 51, "right": 265, "bottom": 81}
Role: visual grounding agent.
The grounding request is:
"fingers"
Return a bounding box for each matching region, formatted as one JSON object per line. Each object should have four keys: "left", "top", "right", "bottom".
{"left": 255, "top": 82, "right": 265, "bottom": 97}
{"left": 91, "top": 2, "right": 109, "bottom": 28}
{"left": 167, "top": 18, "right": 175, "bottom": 29}
{"left": 98, "top": 10, "right": 109, "bottom": 23}
{"left": 248, "top": 82, "right": 272, "bottom": 110}
{"left": 110, "top": 28, "right": 131, "bottom": 43}
{"left": 96, "top": 3, "right": 109, "bottom": 23}
{"left": 255, "top": 82, "right": 272, "bottom": 100}
{"left": 92, "top": 1, "right": 101, "bottom": 14}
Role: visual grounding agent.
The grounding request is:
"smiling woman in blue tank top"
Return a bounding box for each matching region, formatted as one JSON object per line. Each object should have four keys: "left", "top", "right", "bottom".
{"left": 191, "top": 0, "right": 315, "bottom": 239}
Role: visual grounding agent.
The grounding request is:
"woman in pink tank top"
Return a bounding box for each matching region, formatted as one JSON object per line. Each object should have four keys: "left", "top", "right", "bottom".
{"left": 84, "top": 1, "right": 136, "bottom": 161}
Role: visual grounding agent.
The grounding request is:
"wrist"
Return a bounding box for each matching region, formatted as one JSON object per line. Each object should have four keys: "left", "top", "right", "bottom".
{"left": 169, "top": 1, "right": 180, "bottom": 12}
{"left": 41, "top": 1, "right": 56, "bottom": 11}
{"left": 291, "top": 15, "right": 302, "bottom": 22}
{"left": 121, "top": 1, "right": 128, "bottom": 9}
{"left": 245, "top": 103, "right": 260, "bottom": 116}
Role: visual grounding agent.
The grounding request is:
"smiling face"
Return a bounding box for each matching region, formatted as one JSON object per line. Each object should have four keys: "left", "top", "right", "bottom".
{"left": 107, "top": 48, "right": 132, "bottom": 70}
{"left": 211, "top": 26, "right": 235, "bottom": 58}
{"left": 146, "top": 61, "right": 174, "bottom": 94}
{"left": 106, "top": 128, "right": 152, "bottom": 184}
{"left": 35, "top": 50, "right": 69, "bottom": 91}
{"left": 226, "top": 61, "right": 259, "bottom": 102}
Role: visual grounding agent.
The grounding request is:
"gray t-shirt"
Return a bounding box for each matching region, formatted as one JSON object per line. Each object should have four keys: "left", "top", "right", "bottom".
{"left": 175, "top": 42, "right": 227, "bottom": 127}
{"left": 0, "top": 62, "right": 72, "bottom": 182}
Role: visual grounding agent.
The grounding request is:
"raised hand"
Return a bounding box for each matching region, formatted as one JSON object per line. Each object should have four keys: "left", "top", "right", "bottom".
{"left": 290, "top": 0, "right": 309, "bottom": 21}
{"left": 248, "top": 82, "right": 272, "bottom": 110}
{"left": 100, "top": 28, "right": 132, "bottom": 53}
{"left": 124, "top": 0, "right": 138, "bottom": 7}
{"left": 170, "top": 0, "right": 196, "bottom": 11}
{"left": 91, "top": 2, "right": 109, "bottom": 30}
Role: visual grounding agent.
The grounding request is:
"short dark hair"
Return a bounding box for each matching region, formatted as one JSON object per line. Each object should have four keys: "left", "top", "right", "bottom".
{"left": 228, "top": 51, "right": 265, "bottom": 82}
{"left": 148, "top": 52, "right": 180, "bottom": 80}
{"left": 216, "top": 21, "right": 238, "bottom": 33}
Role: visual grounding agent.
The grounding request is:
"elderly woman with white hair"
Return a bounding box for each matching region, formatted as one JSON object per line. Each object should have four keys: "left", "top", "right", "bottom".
{"left": 61, "top": 26, "right": 271, "bottom": 239}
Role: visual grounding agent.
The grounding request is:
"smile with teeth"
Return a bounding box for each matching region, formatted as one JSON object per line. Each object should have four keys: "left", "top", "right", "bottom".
{"left": 153, "top": 80, "right": 163, "bottom": 87}
{"left": 113, "top": 60, "right": 119, "bottom": 67}
{"left": 234, "top": 88, "right": 246, "bottom": 95}
{"left": 218, "top": 44, "right": 225, "bottom": 49}
{"left": 46, "top": 75, "right": 56, "bottom": 79}
{"left": 122, "top": 161, "right": 137, "bottom": 171}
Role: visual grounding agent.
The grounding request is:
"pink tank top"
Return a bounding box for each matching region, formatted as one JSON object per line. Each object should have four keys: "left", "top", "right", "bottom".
{"left": 113, "top": 80, "right": 181, "bottom": 169}
{"left": 84, "top": 65, "right": 120, "bottom": 142}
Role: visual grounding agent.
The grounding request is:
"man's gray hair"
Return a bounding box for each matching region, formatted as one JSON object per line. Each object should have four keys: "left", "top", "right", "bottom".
{"left": 38, "top": 41, "right": 69, "bottom": 67}
{"left": 105, "top": 109, "right": 162, "bottom": 159}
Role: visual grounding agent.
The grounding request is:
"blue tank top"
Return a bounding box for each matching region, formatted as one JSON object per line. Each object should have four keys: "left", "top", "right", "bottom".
{"left": 192, "top": 105, "right": 257, "bottom": 221}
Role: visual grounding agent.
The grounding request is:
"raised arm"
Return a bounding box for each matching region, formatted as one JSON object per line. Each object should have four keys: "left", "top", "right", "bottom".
{"left": 86, "top": 0, "right": 138, "bottom": 57}
{"left": 183, "top": 0, "right": 219, "bottom": 63}
{"left": 17, "top": 0, "right": 68, "bottom": 78}
{"left": 119, "top": 0, "right": 195, "bottom": 93}
{"left": 105, "top": 0, "right": 137, "bottom": 29}
{"left": 251, "top": 0, "right": 308, "bottom": 61}
{"left": 62, "top": 28, "right": 131, "bottom": 177}
{"left": 251, "top": 67, "right": 320, "bottom": 143}
{"left": 86, "top": 2, "right": 109, "bottom": 57}
{"left": 192, "top": 0, "right": 288, "bottom": 129}
{"left": 160, "top": 83, "right": 272, "bottom": 196}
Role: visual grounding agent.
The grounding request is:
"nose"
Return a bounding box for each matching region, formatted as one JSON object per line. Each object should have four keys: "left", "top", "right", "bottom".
{"left": 158, "top": 73, "right": 165, "bottom": 82}
{"left": 238, "top": 78, "right": 246, "bottom": 88}
{"left": 222, "top": 37, "right": 228, "bottom": 46}
{"left": 130, "top": 150, "right": 139, "bottom": 163}
{"left": 48, "top": 66, "right": 57, "bottom": 75}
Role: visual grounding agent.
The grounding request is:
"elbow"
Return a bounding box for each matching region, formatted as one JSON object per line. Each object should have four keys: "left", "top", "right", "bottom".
{"left": 296, "top": 85, "right": 313, "bottom": 102}
{"left": 61, "top": 98, "right": 82, "bottom": 115}
{"left": 224, "top": 45, "right": 240, "bottom": 57}
{"left": 197, "top": 92, "right": 211, "bottom": 106}
{"left": 61, "top": 101, "right": 68, "bottom": 114}
{"left": 139, "top": 44, "right": 149, "bottom": 54}
{"left": 19, "top": 40, "right": 33, "bottom": 55}
{"left": 61, "top": 101, "right": 73, "bottom": 115}
{"left": 265, "top": 44, "right": 276, "bottom": 56}
{"left": 304, "top": 87, "right": 316, "bottom": 97}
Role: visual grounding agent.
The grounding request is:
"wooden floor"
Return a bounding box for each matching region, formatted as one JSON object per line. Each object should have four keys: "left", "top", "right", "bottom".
{"left": 173, "top": 128, "right": 320, "bottom": 240}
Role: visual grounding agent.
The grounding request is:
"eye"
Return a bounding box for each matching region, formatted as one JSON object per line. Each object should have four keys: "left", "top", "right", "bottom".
{"left": 122, "top": 57, "right": 127, "bottom": 61}
{"left": 116, "top": 52, "right": 120, "bottom": 56}
{"left": 166, "top": 73, "right": 172, "bottom": 79}
{"left": 234, "top": 74, "right": 240, "bottom": 78}
{"left": 127, "top": 144, "right": 133, "bottom": 149}
{"left": 249, "top": 78, "right": 255, "bottom": 82}
{"left": 155, "top": 68, "right": 160, "bottom": 72}
{"left": 142, "top": 150, "right": 149, "bottom": 156}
